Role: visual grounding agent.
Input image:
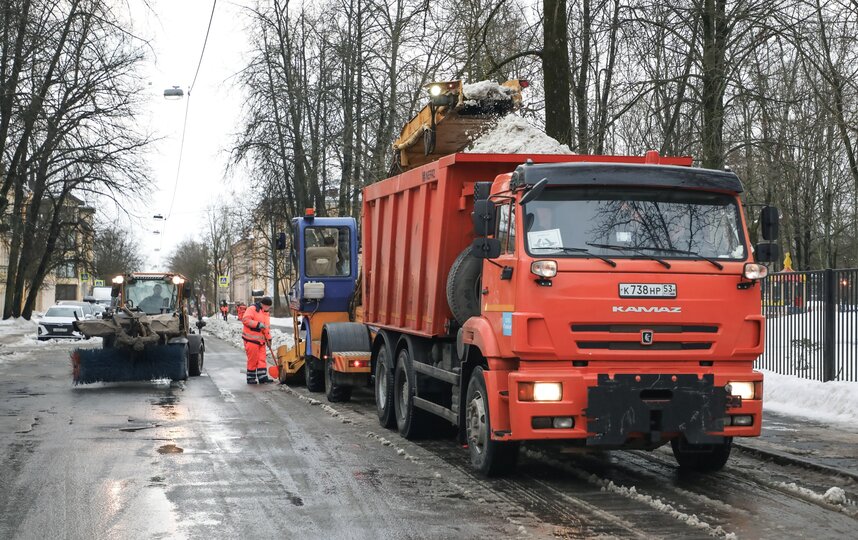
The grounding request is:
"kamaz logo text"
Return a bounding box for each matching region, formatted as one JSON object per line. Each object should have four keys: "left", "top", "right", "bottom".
{"left": 612, "top": 306, "right": 682, "bottom": 313}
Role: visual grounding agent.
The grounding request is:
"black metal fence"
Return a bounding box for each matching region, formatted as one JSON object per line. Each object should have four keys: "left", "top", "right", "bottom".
{"left": 758, "top": 268, "right": 858, "bottom": 381}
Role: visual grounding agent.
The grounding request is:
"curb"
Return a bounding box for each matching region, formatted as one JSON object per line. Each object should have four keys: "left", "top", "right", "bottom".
{"left": 733, "top": 441, "right": 858, "bottom": 482}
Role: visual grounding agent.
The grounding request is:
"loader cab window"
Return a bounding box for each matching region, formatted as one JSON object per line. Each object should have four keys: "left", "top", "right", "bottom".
{"left": 126, "top": 280, "right": 178, "bottom": 314}
{"left": 304, "top": 226, "right": 351, "bottom": 277}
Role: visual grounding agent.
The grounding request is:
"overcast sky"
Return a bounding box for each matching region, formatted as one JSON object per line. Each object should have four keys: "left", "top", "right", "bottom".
{"left": 128, "top": 0, "right": 251, "bottom": 270}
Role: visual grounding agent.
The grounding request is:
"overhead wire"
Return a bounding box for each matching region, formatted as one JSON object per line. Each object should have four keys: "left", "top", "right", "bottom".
{"left": 158, "top": 0, "right": 218, "bottom": 256}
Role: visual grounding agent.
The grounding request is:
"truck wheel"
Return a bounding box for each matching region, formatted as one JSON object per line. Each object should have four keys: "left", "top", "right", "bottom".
{"left": 305, "top": 357, "right": 324, "bottom": 392}
{"left": 466, "top": 367, "right": 519, "bottom": 476}
{"left": 671, "top": 436, "right": 732, "bottom": 472}
{"left": 446, "top": 248, "right": 482, "bottom": 325}
{"left": 375, "top": 345, "right": 396, "bottom": 429}
{"left": 393, "top": 348, "right": 432, "bottom": 439}
{"left": 324, "top": 356, "right": 352, "bottom": 402}
{"left": 189, "top": 341, "right": 204, "bottom": 377}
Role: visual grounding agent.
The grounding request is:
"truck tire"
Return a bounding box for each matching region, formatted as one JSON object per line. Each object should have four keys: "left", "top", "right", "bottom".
{"left": 671, "top": 436, "right": 732, "bottom": 472}
{"left": 305, "top": 357, "right": 324, "bottom": 392}
{"left": 466, "top": 367, "right": 519, "bottom": 476}
{"left": 189, "top": 340, "right": 204, "bottom": 377}
{"left": 324, "top": 357, "right": 352, "bottom": 403}
{"left": 393, "top": 347, "right": 433, "bottom": 439}
{"left": 446, "top": 247, "right": 482, "bottom": 325}
{"left": 375, "top": 343, "right": 396, "bottom": 429}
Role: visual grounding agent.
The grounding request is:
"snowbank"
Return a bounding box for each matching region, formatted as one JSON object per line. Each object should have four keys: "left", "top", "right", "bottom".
{"left": 202, "top": 317, "right": 294, "bottom": 352}
{"left": 466, "top": 115, "right": 573, "bottom": 154}
{"left": 762, "top": 369, "right": 858, "bottom": 426}
{"left": 462, "top": 80, "right": 515, "bottom": 101}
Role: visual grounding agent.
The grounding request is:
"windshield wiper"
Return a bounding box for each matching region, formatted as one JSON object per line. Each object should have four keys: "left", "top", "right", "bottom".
{"left": 637, "top": 245, "right": 725, "bottom": 270}
{"left": 585, "top": 242, "right": 672, "bottom": 269}
{"left": 530, "top": 246, "right": 617, "bottom": 267}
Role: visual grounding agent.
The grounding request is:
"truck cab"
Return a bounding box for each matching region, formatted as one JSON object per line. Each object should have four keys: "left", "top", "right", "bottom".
{"left": 461, "top": 158, "right": 777, "bottom": 472}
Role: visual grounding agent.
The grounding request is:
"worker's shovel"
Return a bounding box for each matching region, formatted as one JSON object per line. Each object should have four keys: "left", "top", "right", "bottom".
{"left": 266, "top": 341, "right": 280, "bottom": 382}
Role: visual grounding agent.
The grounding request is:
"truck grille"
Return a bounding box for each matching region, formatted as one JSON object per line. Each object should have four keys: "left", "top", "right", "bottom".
{"left": 572, "top": 324, "right": 717, "bottom": 351}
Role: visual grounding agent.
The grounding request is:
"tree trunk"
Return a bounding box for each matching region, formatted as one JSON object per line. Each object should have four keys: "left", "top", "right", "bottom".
{"left": 542, "top": 0, "right": 572, "bottom": 147}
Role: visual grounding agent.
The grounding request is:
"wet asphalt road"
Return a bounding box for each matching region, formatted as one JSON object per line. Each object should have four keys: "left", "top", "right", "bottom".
{"left": 1, "top": 335, "right": 856, "bottom": 539}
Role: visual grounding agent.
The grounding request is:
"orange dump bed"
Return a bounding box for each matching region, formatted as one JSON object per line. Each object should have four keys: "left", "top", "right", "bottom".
{"left": 361, "top": 152, "right": 693, "bottom": 337}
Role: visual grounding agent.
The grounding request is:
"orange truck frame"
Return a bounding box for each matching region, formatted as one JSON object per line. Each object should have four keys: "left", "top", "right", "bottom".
{"left": 323, "top": 150, "right": 779, "bottom": 476}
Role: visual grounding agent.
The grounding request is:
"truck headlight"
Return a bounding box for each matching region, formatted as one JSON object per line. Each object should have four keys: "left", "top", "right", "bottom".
{"left": 531, "top": 260, "right": 557, "bottom": 278}
{"left": 429, "top": 84, "right": 442, "bottom": 97}
{"left": 726, "top": 381, "right": 756, "bottom": 400}
{"left": 743, "top": 263, "right": 768, "bottom": 280}
{"left": 518, "top": 381, "right": 562, "bottom": 401}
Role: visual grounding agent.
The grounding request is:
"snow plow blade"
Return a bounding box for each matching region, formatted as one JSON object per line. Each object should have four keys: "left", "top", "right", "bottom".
{"left": 390, "top": 79, "right": 526, "bottom": 173}
{"left": 71, "top": 345, "right": 187, "bottom": 385}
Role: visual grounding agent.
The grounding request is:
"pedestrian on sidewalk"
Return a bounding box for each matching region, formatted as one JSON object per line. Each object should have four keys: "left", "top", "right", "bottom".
{"left": 242, "top": 297, "right": 273, "bottom": 384}
{"left": 220, "top": 300, "right": 229, "bottom": 321}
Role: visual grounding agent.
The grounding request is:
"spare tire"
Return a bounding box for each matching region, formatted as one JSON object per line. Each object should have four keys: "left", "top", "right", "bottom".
{"left": 446, "top": 247, "right": 483, "bottom": 325}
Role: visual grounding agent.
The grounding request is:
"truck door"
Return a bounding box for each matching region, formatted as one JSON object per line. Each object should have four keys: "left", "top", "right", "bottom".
{"left": 483, "top": 200, "right": 518, "bottom": 336}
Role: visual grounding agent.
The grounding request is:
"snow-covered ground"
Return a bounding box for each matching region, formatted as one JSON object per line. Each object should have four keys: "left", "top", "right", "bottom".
{"left": 0, "top": 317, "right": 101, "bottom": 364}
{"left": 466, "top": 115, "right": 573, "bottom": 154}
{"left": 762, "top": 369, "right": 858, "bottom": 426}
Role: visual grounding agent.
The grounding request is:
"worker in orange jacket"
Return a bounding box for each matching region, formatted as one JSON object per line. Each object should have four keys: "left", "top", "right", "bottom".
{"left": 220, "top": 300, "right": 229, "bottom": 321}
{"left": 242, "top": 297, "right": 273, "bottom": 384}
{"left": 236, "top": 302, "right": 246, "bottom": 320}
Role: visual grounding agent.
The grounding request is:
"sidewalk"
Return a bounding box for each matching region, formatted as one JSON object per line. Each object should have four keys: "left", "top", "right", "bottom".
{"left": 735, "top": 410, "right": 858, "bottom": 479}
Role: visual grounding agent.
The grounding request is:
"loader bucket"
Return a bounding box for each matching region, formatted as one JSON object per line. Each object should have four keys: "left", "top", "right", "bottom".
{"left": 71, "top": 345, "right": 187, "bottom": 385}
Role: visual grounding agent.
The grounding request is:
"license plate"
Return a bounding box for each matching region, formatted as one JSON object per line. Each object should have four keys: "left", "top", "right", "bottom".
{"left": 53, "top": 328, "right": 69, "bottom": 333}
{"left": 619, "top": 283, "right": 676, "bottom": 298}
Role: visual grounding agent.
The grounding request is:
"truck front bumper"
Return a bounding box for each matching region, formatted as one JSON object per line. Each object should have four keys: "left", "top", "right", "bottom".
{"left": 489, "top": 368, "right": 762, "bottom": 444}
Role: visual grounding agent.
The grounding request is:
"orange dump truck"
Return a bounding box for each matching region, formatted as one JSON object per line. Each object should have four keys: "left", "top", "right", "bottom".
{"left": 325, "top": 150, "right": 778, "bottom": 476}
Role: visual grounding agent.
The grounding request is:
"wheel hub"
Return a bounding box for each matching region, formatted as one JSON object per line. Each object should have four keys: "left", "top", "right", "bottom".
{"left": 467, "top": 390, "right": 487, "bottom": 455}
{"left": 377, "top": 359, "right": 387, "bottom": 411}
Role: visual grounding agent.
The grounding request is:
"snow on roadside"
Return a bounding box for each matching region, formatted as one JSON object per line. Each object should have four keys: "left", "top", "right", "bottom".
{"left": 775, "top": 483, "right": 856, "bottom": 515}
{"left": 202, "top": 317, "right": 294, "bottom": 351}
{"left": 466, "top": 114, "right": 573, "bottom": 154}
{"left": 762, "top": 369, "right": 858, "bottom": 426}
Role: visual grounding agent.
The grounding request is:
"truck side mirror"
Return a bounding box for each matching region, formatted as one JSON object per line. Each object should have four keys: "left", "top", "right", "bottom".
{"left": 761, "top": 206, "right": 779, "bottom": 241}
{"left": 473, "top": 181, "right": 493, "bottom": 201}
{"left": 755, "top": 242, "right": 780, "bottom": 263}
{"left": 276, "top": 232, "right": 287, "bottom": 250}
{"left": 471, "top": 237, "right": 501, "bottom": 259}
{"left": 472, "top": 200, "right": 496, "bottom": 236}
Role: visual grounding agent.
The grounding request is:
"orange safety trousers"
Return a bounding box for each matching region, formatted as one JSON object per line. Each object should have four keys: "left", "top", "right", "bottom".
{"left": 244, "top": 341, "right": 269, "bottom": 382}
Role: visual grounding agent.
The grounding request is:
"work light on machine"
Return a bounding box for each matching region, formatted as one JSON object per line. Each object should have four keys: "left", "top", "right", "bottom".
{"left": 172, "top": 275, "right": 185, "bottom": 285}
{"left": 111, "top": 275, "right": 124, "bottom": 284}
{"left": 428, "top": 84, "right": 442, "bottom": 97}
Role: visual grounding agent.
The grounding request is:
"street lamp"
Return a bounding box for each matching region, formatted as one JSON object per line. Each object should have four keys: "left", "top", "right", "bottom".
{"left": 163, "top": 86, "right": 184, "bottom": 100}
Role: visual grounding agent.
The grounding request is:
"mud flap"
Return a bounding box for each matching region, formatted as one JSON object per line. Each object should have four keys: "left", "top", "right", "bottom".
{"left": 585, "top": 374, "right": 727, "bottom": 446}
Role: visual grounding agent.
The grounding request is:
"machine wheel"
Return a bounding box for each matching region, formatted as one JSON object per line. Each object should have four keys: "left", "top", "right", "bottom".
{"left": 324, "top": 357, "right": 352, "bottom": 402}
{"left": 465, "top": 367, "right": 519, "bottom": 476}
{"left": 189, "top": 341, "right": 204, "bottom": 377}
{"left": 671, "top": 436, "right": 732, "bottom": 472}
{"left": 375, "top": 344, "right": 396, "bottom": 429}
{"left": 170, "top": 343, "right": 189, "bottom": 381}
{"left": 393, "top": 348, "right": 433, "bottom": 439}
{"left": 446, "top": 248, "right": 482, "bottom": 325}
{"left": 305, "top": 357, "right": 325, "bottom": 392}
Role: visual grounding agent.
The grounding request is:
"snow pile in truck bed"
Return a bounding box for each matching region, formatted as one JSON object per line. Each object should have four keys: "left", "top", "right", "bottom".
{"left": 762, "top": 369, "right": 858, "bottom": 425}
{"left": 462, "top": 80, "right": 515, "bottom": 101}
{"left": 465, "top": 114, "right": 573, "bottom": 154}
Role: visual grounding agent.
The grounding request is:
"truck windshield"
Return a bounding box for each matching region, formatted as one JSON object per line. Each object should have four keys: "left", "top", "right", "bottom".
{"left": 523, "top": 187, "right": 746, "bottom": 261}
{"left": 126, "top": 280, "right": 178, "bottom": 314}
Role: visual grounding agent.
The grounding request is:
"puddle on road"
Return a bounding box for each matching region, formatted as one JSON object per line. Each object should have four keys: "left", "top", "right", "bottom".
{"left": 157, "top": 443, "right": 184, "bottom": 454}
